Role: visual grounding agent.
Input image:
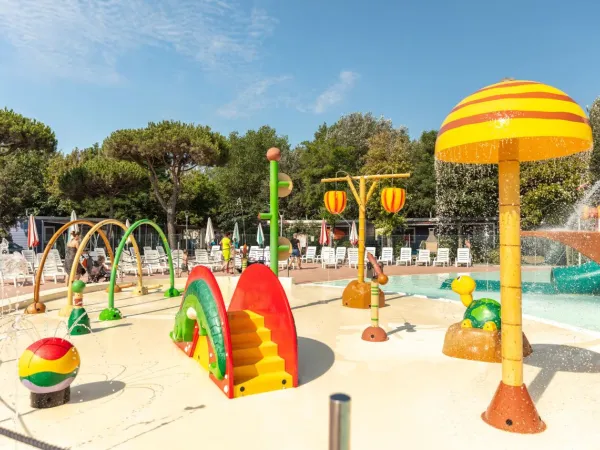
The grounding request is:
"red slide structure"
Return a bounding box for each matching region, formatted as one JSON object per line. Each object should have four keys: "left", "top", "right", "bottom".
{"left": 170, "top": 264, "right": 298, "bottom": 398}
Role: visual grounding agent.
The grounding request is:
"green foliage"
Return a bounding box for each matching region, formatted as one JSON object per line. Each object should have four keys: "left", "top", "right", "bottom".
{"left": 211, "top": 126, "right": 290, "bottom": 231}
{"left": 45, "top": 145, "right": 156, "bottom": 221}
{"left": 520, "top": 154, "right": 590, "bottom": 229}
{"left": 435, "top": 161, "right": 498, "bottom": 224}
{"left": 0, "top": 109, "right": 57, "bottom": 232}
{"left": 103, "top": 121, "right": 228, "bottom": 245}
{"left": 405, "top": 130, "right": 437, "bottom": 217}
{"left": 0, "top": 108, "right": 57, "bottom": 157}
{"left": 362, "top": 128, "right": 411, "bottom": 235}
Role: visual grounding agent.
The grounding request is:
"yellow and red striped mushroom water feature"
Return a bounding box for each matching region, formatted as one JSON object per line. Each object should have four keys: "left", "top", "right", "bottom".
{"left": 436, "top": 79, "right": 592, "bottom": 434}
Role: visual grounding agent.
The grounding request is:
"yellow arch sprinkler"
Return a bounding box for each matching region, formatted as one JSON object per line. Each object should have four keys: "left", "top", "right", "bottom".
{"left": 436, "top": 78, "right": 592, "bottom": 434}
{"left": 320, "top": 172, "right": 409, "bottom": 309}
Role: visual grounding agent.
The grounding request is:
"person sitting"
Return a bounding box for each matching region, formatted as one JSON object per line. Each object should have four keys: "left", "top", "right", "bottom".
{"left": 87, "top": 255, "right": 110, "bottom": 283}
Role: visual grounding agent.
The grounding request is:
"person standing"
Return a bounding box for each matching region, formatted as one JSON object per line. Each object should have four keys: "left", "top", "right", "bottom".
{"left": 290, "top": 233, "right": 302, "bottom": 269}
{"left": 64, "top": 231, "right": 86, "bottom": 281}
{"left": 220, "top": 232, "right": 233, "bottom": 274}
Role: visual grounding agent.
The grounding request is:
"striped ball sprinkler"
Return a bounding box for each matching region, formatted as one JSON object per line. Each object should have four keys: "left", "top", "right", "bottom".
{"left": 361, "top": 252, "right": 389, "bottom": 342}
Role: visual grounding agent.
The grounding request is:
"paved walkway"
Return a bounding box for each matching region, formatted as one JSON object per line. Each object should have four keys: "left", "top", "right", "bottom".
{"left": 1, "top": 282, "right": 599, "bottom": 449}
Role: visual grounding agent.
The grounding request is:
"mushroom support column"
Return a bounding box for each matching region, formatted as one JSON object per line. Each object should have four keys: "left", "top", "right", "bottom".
{"left": 482, "top": 143, "right": 545, "bottom": 432}
{"left": 498, "top": 144, "right": 523, "bottom": 387}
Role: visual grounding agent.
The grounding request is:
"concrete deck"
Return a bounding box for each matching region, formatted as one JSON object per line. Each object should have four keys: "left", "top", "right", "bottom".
{"left": 1, "top": 279, "right": 600, "bottom": 449}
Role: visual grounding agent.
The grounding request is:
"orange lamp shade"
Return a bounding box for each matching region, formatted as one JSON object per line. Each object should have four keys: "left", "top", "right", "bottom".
{"left": 381, "top": 188, "right": 406, "bottom": 214}
{"left": 324, "top": 191, "right": 347, "bottom": 215}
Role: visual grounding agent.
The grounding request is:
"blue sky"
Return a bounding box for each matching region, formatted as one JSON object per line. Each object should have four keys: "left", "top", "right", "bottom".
{"left": 0, "top": 0, "right": 598, "bottom": 152}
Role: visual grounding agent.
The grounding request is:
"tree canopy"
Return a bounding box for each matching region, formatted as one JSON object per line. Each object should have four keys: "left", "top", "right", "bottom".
{"left": 103, "top": 120, "right": 229, "bottom": 246}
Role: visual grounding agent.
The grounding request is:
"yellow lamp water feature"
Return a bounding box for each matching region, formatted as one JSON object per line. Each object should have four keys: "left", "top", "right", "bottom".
{"left": 436, "top": 78, "right": 592, "bottom": 433}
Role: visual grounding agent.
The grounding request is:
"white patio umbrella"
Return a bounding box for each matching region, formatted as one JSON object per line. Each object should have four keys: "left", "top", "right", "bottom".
{"left": 68, "top": 210, "right": 79, "bottom": 241}
{"left": 233, "top": 222, "right": 240, "bottom": 243}
{"left": 349, "top": 221, "right": 358, "bottom": 247}
{"left": 205, "top": 218, "right": 215, "bottom": 247}
{"left": 319, "top": 219, "right": 329, "bottom": 246}
{"left": 125, "top": 219, "right": 132, "bottom": 245}
{"left": 27, "top": 214, "right": 39, "bottom": 249}
{"left": 257, "top": 222, "right": 265, "bottom": 247}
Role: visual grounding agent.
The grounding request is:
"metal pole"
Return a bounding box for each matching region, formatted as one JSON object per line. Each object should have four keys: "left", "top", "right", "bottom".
{"left": 329, "top": 393, "right": 351, "bottom": 450}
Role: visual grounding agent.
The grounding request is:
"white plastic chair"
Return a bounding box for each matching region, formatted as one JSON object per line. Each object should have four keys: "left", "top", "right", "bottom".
{"left": 347, "top": 248, "right": 359, "bottom": 268}
{"left": 396, "top": 248, "right": 412, "bottom": 266}
{"left": 335, "top": 247, "right": 347, "bottom": 264}
{"left": 321, "top": 248, "right": 337, "bottom": 269}
{"left": 378, "top": 247, "right": 394, "bottom": 265}
{"left": 416, "top": 249, "right": 431, "bottom": 266}
{"left": 455, "top": 248, "right": 472, "bottom": 267}
{"left": 316, "top": 246, "right": 330, "bottom": 263}
{"left": 42, "top": 259, "right": 67, "bottom": 283}
{"left": 433, "top": 248, "right": 450, "bottom": 266}
{"left": 303, "top": 246, "right": 317, "bottom": 263}
{"left": 364, "top": 247, "right": 376, "bottom": 262}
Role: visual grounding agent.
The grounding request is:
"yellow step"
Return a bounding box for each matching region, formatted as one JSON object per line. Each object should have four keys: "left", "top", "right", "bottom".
{"left": 234, "top": 355, "right": 286, "bottom": 382}
{"left": 230, "top": 328, "right": 271, "bottom": 349}
{"left": 228, "top": 310, "right": 264, "bottom": 333}
{"left": 233, "top": 371, "right": 293, "bottom": 398}
{"left": 232, "top": 341, "right": 279, "bottom": 366}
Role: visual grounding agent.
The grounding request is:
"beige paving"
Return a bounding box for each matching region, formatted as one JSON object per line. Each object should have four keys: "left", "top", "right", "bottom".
{"left": 1, "top": 281, "right": 600, "bottom": 449}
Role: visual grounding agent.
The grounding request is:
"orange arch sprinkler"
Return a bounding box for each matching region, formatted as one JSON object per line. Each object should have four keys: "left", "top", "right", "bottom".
{"left": 436, "top": 78, "right": 592, "bottom": 433}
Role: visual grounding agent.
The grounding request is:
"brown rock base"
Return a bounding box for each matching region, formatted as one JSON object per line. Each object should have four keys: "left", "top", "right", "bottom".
{"left": 342, "top": 280, "right": 385, "bottom": 309}
{"left": 482, "top": 382, "right": 546, "bottom": 433}
{"left": 442, "top": 322, "right": 532, "bottom": 363}
{"left": 361, "top": 326, "right": 388, "bottom": 342}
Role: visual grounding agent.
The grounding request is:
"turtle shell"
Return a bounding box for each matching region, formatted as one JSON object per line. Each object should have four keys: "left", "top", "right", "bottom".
{"left": 463, "top": 298, "right": 501, "bottom": 330}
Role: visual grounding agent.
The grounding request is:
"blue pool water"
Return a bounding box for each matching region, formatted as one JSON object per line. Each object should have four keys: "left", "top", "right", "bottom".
{"left": 317, "top": 271, "right": 600, "bottom": 332}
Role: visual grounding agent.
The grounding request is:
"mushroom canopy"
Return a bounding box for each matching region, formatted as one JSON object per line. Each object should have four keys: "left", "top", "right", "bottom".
{"left": 435, "top": 80, "right": 593, "bottom": 164}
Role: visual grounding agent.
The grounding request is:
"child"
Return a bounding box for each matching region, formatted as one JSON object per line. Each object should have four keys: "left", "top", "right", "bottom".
{"left": 220, "top": 232, "right": 232, "bottom": 274}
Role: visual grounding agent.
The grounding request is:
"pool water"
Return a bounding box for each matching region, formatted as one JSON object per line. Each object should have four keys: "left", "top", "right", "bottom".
{"left": 317, "top": 271, "right": 600, "bottom": 332}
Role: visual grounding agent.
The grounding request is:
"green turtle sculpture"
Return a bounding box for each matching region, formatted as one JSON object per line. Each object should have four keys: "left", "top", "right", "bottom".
{"left": 451, "top": 275, "right": 501, "bottom": 331}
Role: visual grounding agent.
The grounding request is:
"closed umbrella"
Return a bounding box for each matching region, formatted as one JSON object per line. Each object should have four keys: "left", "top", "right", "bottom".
{"left": 256, "top": 222, "right": 265, "bottom": 247}
{"left": 68, "top": 210, "right": 79, "bottom": 242}
{"left": 233, "top": 222, "right": 240, "bottom": 244}
{"left": 27, "top": 215, "right": 39, "bottom": 249}
{"left": 349, "top": 221, "right": 358, "bottom": 247}
{"left": 205, "top": 218, "right": 215, "bottom": 247}
{"left": 125, "top": 219, "right": 132, "bottom": 245}
{"left": 319, "top": 219, "right": 328, "bottom": 246}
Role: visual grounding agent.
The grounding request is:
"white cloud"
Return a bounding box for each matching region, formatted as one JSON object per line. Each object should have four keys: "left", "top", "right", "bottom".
{"left": 0, "top": 0, "right": 278, "bottom": 83}
{"left": 217, "top": 75, "right": 292, "bottom": 119}
{"left": 313, "top": 71, "right": 359, "bottom": 114}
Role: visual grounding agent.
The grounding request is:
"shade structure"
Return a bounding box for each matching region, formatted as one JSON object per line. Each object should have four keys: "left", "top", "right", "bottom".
{"left": 27, "top": 215, "right": 39, "bottom": 248}
{"left": 436, "top": 80, "right": 592, "bottom": 164}
{"left": 205, "top": 218, "right": 215, "bottom": 247}
{"left": 233, "top": 222, "right": 240, "bottom": 243}
{"left": 349, "top": 221, "right": 358, "bottom": 246}
{"left": 319, "top": 219, "right": 328, "bottom": 246}
{"left": 256, "top": 222, "right": 265, "bottom": 247}
{"left": 68, "top": 210, "right": 79, "bottom": 242}
{"left": 436, "top": 79, "right": 592, "bottom": 435}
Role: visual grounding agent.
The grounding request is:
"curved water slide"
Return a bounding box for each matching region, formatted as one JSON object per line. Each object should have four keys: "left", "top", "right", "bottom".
{"left": 170, "top": 264, "right": 298, "bottom": 399}
{"left": 521, "top": 231, "right": 600, "bottom": 294}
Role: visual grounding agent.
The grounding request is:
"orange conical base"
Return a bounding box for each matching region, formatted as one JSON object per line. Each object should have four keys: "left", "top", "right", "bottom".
{"left": 482, "top": 382, "right": 546, "bottom": 434}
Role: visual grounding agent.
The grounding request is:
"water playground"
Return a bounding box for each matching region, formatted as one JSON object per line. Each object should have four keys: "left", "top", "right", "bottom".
{"left": 1, "top": 80, "right": 600, "bottom": 449}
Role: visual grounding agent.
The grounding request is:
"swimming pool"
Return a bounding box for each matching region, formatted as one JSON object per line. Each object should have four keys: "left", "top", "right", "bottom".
{"left": 316, "top": 271, "right": 600, "bottom": 333}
